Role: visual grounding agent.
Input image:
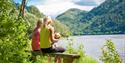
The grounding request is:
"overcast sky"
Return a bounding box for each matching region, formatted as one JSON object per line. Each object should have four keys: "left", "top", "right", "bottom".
{"left": 14, "top": 0, "right": 105, "bottom": 18}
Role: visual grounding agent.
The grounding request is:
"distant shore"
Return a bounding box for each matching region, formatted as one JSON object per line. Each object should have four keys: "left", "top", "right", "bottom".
{"left": 73, "top": 34, "right": 125, "bottom": 36}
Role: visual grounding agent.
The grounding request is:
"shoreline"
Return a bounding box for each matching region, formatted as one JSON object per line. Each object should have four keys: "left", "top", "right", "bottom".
{"left": 72, "top": 34, "right": 125, "bottom": 36}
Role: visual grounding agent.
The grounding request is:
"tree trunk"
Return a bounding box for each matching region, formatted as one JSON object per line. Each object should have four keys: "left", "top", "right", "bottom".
{"left": 19, "top": 0, "right": 26, "bottom": 17}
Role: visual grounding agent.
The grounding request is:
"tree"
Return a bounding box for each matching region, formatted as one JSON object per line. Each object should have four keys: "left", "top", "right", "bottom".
{"left": 0, "top": 0, "right": 31, "bottom": 63}
{"left": 19, "top": 0, "right": 27, "bottom": 17}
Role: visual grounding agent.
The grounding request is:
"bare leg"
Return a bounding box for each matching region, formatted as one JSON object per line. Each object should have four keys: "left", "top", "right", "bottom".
{"left": 55, "top": 56, "right": 62, "bottom": 63}
{"left": 57, "top": 57, "right": 61, "bottom": 63}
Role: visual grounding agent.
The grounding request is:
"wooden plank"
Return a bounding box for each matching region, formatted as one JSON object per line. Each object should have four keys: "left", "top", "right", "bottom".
{"left": 30, "top": 51, "right": 80, "bottom": 57}
{"left": 49, "top": 53, "right": 80, "bottom": 58}
{"left": 50, "top": 53, "right": 80, "bottom": 63}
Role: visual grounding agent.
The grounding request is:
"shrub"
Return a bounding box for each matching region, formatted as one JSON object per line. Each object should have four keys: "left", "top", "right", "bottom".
{"left": 100, "top": 40, "right": 122, "bottom": 63}
{"left": 0, "top": 0, "right": 31, "bottom": 63}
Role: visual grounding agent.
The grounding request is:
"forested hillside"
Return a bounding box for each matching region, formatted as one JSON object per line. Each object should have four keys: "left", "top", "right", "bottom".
{"left": 56, "top": 8, "right": 87, "bottom": 35}
{"left": 15, "top": 3, "right": 71, "bottom": 37}
{"left": 56, "top": 0, "right": 125, "bottom": 35}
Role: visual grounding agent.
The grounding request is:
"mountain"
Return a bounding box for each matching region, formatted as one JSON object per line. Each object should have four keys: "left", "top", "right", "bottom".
{"left": 56, "top": 0, "right": 125, "bottom": 35}
{"left": 56, "top": 8, "right": 87, "bottom": 35}
{"left": 81, "top": 0, "right": 124, "bottom": 21}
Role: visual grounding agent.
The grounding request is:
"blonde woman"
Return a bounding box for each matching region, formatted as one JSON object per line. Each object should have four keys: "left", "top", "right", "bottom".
{"left": 40, "top": 16, "right": 65, "bottom": 63}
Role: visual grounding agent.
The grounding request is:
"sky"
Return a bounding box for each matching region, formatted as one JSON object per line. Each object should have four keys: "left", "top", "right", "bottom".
{"left": 14, "top": 0, "right": 105, "bottom": 18}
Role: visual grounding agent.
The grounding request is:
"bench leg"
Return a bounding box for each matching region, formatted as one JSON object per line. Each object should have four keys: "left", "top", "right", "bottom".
{"left": 48, "top": 56, "right": 51, "bottom": 63}
{"left": 63, "top": 57, "right": 74, "bottom": 63}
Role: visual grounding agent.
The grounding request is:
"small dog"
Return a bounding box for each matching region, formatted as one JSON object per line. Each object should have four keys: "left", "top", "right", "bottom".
{"left": 52, "top": 32, "right": 61, "bottom": 48}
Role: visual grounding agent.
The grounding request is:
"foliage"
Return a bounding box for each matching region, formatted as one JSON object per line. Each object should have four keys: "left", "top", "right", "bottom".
{"left": 56, "top": 0, "right": 125, "bottom": 35}
{"left": 53, "top": 20, "right": 72, "bottom": 37}
{"left": 27, "top": 5, "right": 44, "bottom": 18}
{"left": 0, "top": 17, "right": 31, "bottom": 63}
{"left": 84, "top": 13, "right": 125, "bottom": 35}
{"left": 0, "top": 0, "right": 31, "bottom": 63}
{"left": 65, "top": 38, "right": 98, "bottom": 63}
{"left": 56, "top": 8, "right": 87, "bottom": 35}
{"left": 24, "top": 12, "right": 39, "bottom": 36}
{"left": 100, "top": 40, "right": 122, "bottom": 63}
{"left": 14, "top": 3, "right": 44, "bottom": 35}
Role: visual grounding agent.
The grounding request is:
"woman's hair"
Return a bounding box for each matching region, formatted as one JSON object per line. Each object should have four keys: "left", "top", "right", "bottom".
{"left": 37, "top": 18, "right": 42, "bottom": 27}
{"left": 43, "top": 16, "right": 52, "bottom": 24}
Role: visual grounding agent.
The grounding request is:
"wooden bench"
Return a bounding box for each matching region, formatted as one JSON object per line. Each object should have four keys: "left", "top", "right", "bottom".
{"left": 31, "top": 51, "right": 80, "bottom": 63}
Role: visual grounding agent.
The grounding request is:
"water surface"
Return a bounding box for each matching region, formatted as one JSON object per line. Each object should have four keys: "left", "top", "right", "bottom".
{"left": 57, "top": 35, "right": 125, "bottom": 63}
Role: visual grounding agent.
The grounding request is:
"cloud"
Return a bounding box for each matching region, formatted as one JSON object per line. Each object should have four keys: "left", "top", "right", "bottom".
{"left": 26, "top": 0, "right": 105, "bottom": 6}
{"left": 36, "top": 1, "right": 95, "bottom": 18}
{"left": 73, "top": 0, "right": 105, "bottom": 6}
{"left": 72, "top": 0, "right": 97, "bottom": 6}
{"left": 14, "top": 0, "right": 105, "bottom": 18}
{"left": 93, "top": 0, "right": 105, "bottom": 5}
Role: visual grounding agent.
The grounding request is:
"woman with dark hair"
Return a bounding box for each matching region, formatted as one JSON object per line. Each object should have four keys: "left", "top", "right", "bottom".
{"left": 32, "top": 19, "right": 42, "bottom": 51}
{"left": 31, "top": 19, "right": 42, "bottom": 62}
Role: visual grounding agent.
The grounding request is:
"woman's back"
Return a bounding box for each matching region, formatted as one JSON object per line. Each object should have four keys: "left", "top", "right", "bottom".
{"left": 32, "top": 27, "right": 40, "bottom": 51}
{"left": 40, "top": 26, "right": 51, "bottom": 48}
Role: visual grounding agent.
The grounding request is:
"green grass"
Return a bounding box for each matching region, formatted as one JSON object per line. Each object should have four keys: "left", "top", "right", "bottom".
{"left": 31, "top": 55, "right": 97, "bottom": 63}
{"left": 76, "top": 56, "right": 97, "bottom": 63}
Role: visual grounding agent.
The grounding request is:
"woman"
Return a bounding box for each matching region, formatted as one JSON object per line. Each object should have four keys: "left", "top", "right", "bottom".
{"left": 32, "top": 19, "right": 42, "bottom": 51}
{"left": 31, "top": 19, "right": 42, "bottom": 62}
{"left": 40, "top": 16, "right": 65, "bottom": 63}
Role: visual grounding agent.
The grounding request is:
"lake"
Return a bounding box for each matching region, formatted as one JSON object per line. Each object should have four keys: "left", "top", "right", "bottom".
{"left": 57, "top": 35, "right": 125, "bottom": 63}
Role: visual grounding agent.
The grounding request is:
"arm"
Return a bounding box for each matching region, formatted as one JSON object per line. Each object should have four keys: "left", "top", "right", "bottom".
{"left": 49, "top": 26, "right": 59, "bottom": 43}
